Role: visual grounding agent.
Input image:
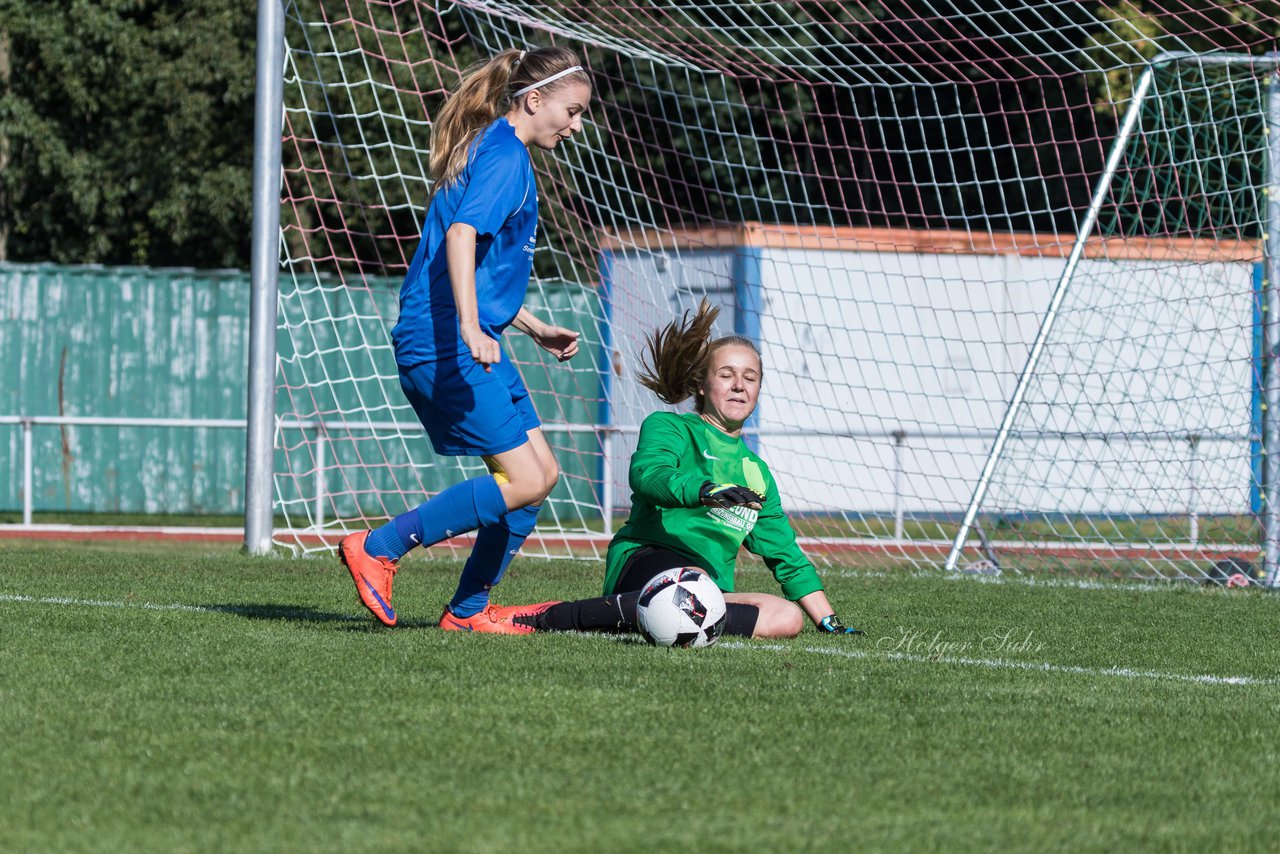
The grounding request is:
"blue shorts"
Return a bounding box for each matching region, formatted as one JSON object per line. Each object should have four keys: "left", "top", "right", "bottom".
{"left": 399, "top": 348, "right": 540, "bottom": 457}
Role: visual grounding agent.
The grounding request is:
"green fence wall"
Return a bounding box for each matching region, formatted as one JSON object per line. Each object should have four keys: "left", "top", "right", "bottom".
{"left": 1, "top": 264, "right": 251, "bottom": 515}
{"left": 1, "top": 263, "right": 604, "bottom": 520}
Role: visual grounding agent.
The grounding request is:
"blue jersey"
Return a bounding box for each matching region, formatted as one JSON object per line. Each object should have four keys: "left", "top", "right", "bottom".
{"left": 392, "top": 118, "right": 538, "bottom": 366}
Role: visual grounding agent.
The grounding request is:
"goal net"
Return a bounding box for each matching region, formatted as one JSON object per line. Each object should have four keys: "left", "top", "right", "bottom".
{"left": 273, "top": 1, "right": 1277, "bottom": 581}
{"left": 947, "top": 53, "right": 1275, "bottom": 581}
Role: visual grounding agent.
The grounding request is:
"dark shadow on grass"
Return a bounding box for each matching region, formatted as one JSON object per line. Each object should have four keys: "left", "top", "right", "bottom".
{"left": 203, "top": 603, "right": 441, "bottom": 629}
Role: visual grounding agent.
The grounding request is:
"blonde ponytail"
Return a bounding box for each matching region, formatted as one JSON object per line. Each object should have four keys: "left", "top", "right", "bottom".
{"left": 429, "top": 46, "right": 590, "bottom": 187}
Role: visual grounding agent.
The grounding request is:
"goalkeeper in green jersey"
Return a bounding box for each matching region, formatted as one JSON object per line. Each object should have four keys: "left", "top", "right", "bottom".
{"left": 515, "top": 299, "right": 863, "bottom": 639}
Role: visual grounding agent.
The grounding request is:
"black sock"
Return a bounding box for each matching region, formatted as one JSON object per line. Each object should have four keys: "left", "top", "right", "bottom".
{"left": 724, "top": 603, "right": 759, "bottom": 637}
{"left": 537, "top": 593, "right": 639, "bottom": 632}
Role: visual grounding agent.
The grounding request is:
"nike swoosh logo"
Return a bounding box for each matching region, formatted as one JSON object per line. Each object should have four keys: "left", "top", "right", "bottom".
{"left": 361, "top": 577, "right": 396, "bottom": 622}
{"left": 702, "top": 450, "right": 719, "bottom": 460}
{"left": 442, "top": 613, "right": 473, "bottom": 631}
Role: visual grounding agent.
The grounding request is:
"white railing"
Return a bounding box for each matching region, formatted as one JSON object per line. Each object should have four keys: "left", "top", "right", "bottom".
{"left": 0, "top": 415, "right": 604, "bottom": 529}
{"left": 1, "top": 415, "right": 248, "bottom": 527}
{"left": 0, "top": 415, "right": 1248, "bottom": 546}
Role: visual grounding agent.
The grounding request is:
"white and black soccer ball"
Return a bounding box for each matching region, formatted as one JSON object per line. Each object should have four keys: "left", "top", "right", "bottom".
{"left": 635, "top": 568, "right": 727, "bottom": 648}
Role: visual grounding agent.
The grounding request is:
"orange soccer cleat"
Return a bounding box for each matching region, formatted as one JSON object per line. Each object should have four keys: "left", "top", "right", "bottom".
{"left": 337, "top": 530, "right": 399, "bottom": 626}
{"left": 438, "top": 601, "right": 561, "bottom": 635}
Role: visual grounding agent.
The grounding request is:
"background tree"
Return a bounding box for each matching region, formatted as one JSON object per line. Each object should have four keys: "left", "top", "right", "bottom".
{"left": 0, "top": 0, "right": 256, "bottom": 268}
{"left": 4, "top": 1, "right": 1280, "bottom": 272}
{"left": 1084, "top": 1, "right": 1280, "bottom": 240}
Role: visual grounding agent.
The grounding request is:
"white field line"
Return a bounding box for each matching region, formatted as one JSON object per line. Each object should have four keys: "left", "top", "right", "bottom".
{"left": 737, "top": 563, "right": 1250, "bottom": 594}
{"left": 718, "top": 641, "right": 1280, "bottom": 687}
{"left": 5, "top": 592, "right": 1272, "bottom": 688}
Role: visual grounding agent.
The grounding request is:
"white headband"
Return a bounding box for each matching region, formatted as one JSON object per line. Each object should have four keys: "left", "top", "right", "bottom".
{"left": 512, "top": 65, "right": 584, "bottom": 97}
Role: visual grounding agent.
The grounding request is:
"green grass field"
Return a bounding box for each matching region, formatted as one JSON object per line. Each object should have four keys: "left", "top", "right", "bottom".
{"left": 3, "top": 540, "right": 1279, "bottom": 852}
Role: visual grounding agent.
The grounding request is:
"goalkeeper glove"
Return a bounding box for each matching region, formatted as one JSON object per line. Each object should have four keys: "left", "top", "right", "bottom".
{"left": 699, "top": 481, "right": 764, "bottom": 509}
{"left": 819, "top": 615, "right": 865, "bottom": 635}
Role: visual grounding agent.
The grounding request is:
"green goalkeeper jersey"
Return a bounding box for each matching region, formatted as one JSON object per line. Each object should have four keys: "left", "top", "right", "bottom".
{"left": 603, "top": 411, "right": 824, "bottom": 601}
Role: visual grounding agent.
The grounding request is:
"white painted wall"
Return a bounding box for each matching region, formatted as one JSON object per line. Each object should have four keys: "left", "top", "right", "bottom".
{"left": 607, "top": 244, "right": 1257, "bottom": 518}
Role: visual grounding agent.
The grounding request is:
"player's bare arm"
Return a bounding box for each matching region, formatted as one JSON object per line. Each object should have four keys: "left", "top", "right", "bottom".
{"left": 513, "top": 307, "right": 580, "bottom": 361}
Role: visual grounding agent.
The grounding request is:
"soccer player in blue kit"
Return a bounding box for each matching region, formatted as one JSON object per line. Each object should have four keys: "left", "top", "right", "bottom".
{"left": 336, "top": 47, "right": 591, "bottom": 631}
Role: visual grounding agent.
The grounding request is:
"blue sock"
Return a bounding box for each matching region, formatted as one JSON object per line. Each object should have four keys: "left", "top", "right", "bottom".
{"left": 448, "top": 503, "right": 542, "bottom": 617}
{"left": 364, "top": 520, "right": 408, "bottom": 561}
{"left": 365, "top": 476, "right": 507, "bottom": 560}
